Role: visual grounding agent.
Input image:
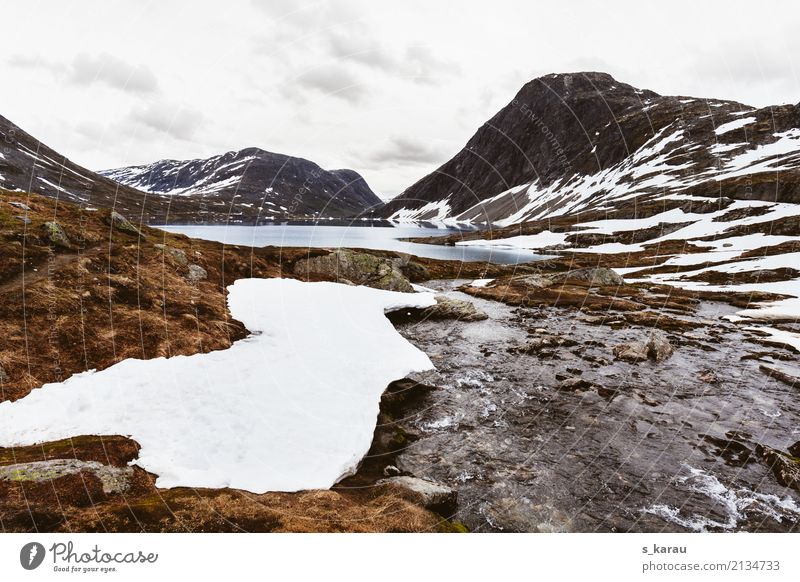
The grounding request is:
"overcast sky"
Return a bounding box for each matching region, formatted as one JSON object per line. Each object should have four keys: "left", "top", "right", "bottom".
{"left": 2, "top": 0, "right": 798, "bottom": 199}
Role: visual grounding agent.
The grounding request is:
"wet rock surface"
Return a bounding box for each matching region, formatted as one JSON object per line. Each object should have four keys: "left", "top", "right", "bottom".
{"left": 378, "top": 476, "right": 457, "bottom": 514}
{"left": 392, "top": 280, "right": 800, "bottom": 532}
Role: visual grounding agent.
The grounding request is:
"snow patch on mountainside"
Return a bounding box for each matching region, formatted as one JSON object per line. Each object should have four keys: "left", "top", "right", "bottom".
{"left": 0, "top": 279, "right": 436, "bottom": 493}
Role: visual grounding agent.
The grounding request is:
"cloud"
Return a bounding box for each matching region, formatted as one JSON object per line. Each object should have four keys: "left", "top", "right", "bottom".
{"left": 6, "top": 54, "right": 65, "bottom": 74}
{"left": 69, "top": 53, "right": 159, "bottom": 94}
{"left": 362, "top": 136, "right": 450, "bottom": 167}
{"left": 129, "top": 103, "right": 203, "bottom": 140}
{"left": 287, "top": 65, "right": 367, "bottom": 104}
{"left": 327, "top": 28, "right": 398, "bottom": 70}
{"left": 404, "top": 45, "right": 460, "bottom": 85}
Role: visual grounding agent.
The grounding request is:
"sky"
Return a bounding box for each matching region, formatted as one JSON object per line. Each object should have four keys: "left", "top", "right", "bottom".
{"left": 2, "top": 0, "right": 799, "bottom": 200}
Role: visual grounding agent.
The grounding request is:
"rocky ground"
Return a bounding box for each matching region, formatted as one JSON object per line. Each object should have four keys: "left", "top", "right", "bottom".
{"left": 389, "top": 276, "right": 799, "bottom": 532}
{"left": 1, "top": 189, "right": 797, "bottom": 532}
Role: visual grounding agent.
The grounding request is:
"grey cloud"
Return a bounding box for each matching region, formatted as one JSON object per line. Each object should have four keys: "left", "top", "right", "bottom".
{"left": 327, "top": 29, "right": 398, "bottom": 70}
{"left": 404, "top": 45, "right": 460, "bottom": 85}
{"left": 363, "top": 136, "right": 449, "bottom": 166}
{"left": 6, "top": 54, "right": 65, "bottom": 74}
{"left": 288, "top": 66, "right": 367, "bottom": 104}
{"left": 69, "top": 53, "right": 159, "bottom": 94}
{"left": 129, "top": 103, "right": 203, "bottom": 141}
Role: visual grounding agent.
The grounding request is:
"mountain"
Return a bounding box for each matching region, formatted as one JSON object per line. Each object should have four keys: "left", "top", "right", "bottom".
{"left": 101, "top": 149, "right": 382, "bottom": 222}
{"left": 0, "top": 114, "right": 165, "bottom": 220}
{"left": 381, "top": 72, "right": 800, "bottom": 224}
{"left": 0, "top": 114, "right": 381, "bottom": 224}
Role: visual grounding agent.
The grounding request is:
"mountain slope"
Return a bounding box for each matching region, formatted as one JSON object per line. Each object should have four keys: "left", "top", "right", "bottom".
{"left": 382, "top": 72, "right": 800, "bottom": 224}
{"left": 101, "top": 148, "right": 382, "bottom": 222}
{"left": 0, "top": 114, "right": 165, "bottom": 220}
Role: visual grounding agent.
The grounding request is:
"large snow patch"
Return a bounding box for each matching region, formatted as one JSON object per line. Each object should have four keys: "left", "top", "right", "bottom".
{"left": 0, "top": 278, "right": 436, "bottom": 493}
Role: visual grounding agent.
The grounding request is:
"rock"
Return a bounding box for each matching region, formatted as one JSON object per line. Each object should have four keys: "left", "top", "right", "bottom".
{"left": 558, "top": 377, "right": 594, "bottom": 392}
{"left": 155, "top": 244, "right": 189, "bottom": 266}
{"left": 14, "top": 215, "right": 31, "bottom": 225}
{"left": 0, "top": 459, "right": 134, "bottom": 495}
{"left": 788, "top": 441, "right": 800, "bottom": 458}
{"left": 518, "top": 335, "right": 578, "bottom": 354}
{"left": 41, "top": 221, "right": 71, "bottom": 248}
{"left": 107, "top": 210, "right": 144, "bottom": 237}
{"left": 396, "top": 257, "right": 431, "bottom": 282}
{"left": 613, "top": 332, "right": 673, "bottom": 362}
{"left": 647, "top": 332, "right": 674, "bottom": 361}
{"left": 514, "top": 274, "right": 554, "bottom": 288}
{"left": 8, "top": 201, "right": 31, "bottom": 211}
{"left": 554, "top": 267, "right": 625, "bottom": 287}
{"left": 756, "top": 444, "right": 800, "bottom": 492}
{"left": 383, "top": 465, "right": 401, "bottom": 477}
{"left": 483, "top": 497, "right": 573, "bottom": 532}
{"left": 759, "top": 365, "right": 799, "bottom": 388}
{"left": 187, "top": 264, "right": 208, "bottom": 282}
{"left": 420, "top": 295, "right": 488, "bottom": 322}
{"left": 0, "top": 364, "right": 8, "bottom": 383}
{"left": 293, "top": 249, "right": 414, "bottom": 292}
{"left": 379, "top": 476, "right": 457, "bottom": 513}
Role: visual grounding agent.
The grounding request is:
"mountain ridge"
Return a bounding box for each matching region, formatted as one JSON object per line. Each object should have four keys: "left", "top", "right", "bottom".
{"left": 100, "top": 148, "right": 382, "bottom": 221}
{"left": 1, "top": 114, "right": 381, "bottom": 224}
{"left": 381, "top": 71, "right": 800, "bottom": 224}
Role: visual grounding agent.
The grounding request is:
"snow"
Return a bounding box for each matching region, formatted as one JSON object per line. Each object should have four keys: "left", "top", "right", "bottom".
{"left": 0, "top": 278, "right": 436, "bottom": 493}
{"left": 744, "top": 326, "right": 800, "bottom": 352}
{"left": 389, "top": 198, "right": 452, "bottom": 222}
{"left": 714, "top": 116, "right": 756, "bottom": 136}
{"left": 710, "top": 142, "right": 746, "bottom": 155}
{"left": 455, "top": 230, "right": 567, "bottom": 250}
{"left": 469, "top": 278, "right": 495, "bottom": 288}
{"left": 572, "top": 242, "right": 644, "bottom": 254}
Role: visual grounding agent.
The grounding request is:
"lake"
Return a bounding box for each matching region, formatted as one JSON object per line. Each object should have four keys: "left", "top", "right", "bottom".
{"left": 157, "top": 224, "right": 547, "bottom": 264}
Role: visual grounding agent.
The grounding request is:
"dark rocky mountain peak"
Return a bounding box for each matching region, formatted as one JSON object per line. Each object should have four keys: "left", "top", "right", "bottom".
{"left": 381, "top": 72, "right": 798, "bottom": 224}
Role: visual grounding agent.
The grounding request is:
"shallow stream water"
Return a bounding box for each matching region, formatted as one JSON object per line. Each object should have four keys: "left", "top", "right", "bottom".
{"left": 395, "top": 280, "right": 800, "bottom": 532}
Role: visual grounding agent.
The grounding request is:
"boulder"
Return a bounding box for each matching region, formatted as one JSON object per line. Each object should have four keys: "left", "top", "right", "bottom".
{"left": 396, "top": 257, "right": 431, "bottom": 282}
{"left": 789, "top": 441, "right": 800, "bottom": 458}
{"left": 421, "top": 295, "right": 488, "bottom": 322}
{"left": 41, "top": 221, "right": 71, "bottom": 248}
{"left": 155, "top": 244, "right": 189, "bottom": 266}
{"left": 293, "top": 249, "right": 414, "bottom": 292}
{"left": 0, "top": 459, "right": 134, "bottom": 495}
{"left": 379, "top": 476, "right": 457, "bottom": 513}
{"left": 8, "top": 201, "right": 31, "bottom": 211}
{"left": 554, "top": 267, "right": 625, "bottom": 287}
{"left": 613, "top": 332, "right": 673, "bottom": 362}
{"left": 107, "top": 211, "right": 144, "bottom": 237}
{"left": 647, "top": 332, "right": 674, "bottom": 361}
{"left": 187, "top": 264, "right": 208, "bottom": 282}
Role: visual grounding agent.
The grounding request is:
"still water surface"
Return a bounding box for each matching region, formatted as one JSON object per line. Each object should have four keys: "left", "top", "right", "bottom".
{"left": 158, "top": 224, "right": 546, "bottom": 265}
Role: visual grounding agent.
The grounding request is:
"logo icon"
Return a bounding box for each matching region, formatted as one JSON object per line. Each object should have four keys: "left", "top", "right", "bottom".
{"left": 20, "top": 542, "right": 46, "bottom": 570}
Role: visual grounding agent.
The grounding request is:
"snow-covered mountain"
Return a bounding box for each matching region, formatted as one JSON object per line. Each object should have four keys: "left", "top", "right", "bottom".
{"left": 382, "top": 72, "right": 800, "bottom": 225}
{"left": 405, "top": 73, "right": 800, "bottom": 349}
{"left": 101, "top": 148, "right": 382, "bottom": 221}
